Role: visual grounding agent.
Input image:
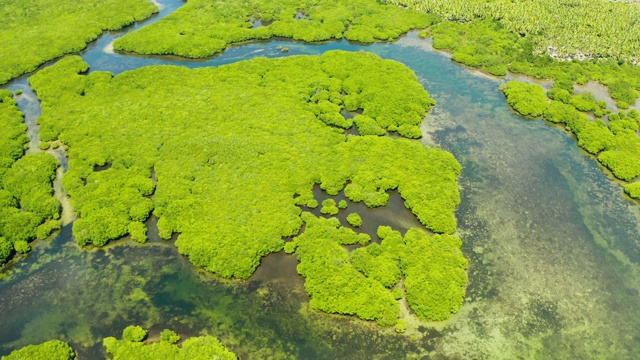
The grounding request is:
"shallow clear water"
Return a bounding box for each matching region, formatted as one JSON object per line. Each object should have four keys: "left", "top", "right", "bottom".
{"left": 2, "top": 0, "right": 640, "bottom": 358}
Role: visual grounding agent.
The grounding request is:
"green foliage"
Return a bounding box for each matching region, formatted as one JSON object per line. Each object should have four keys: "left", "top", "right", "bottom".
{"left": 386, "top": 0, "right": 640, "bottom": 63}
{"left": 160, "top": 329, "right": 181, "bottom": 344}
{"left": 36, "top": 219, "right": 62, "bottom": 240}
{"left": 395, "top": 319, "right": 407, "bottom": 333}
{"left": 625, "top": 183, "right": 640, "bottom": 200}
{"left": 617, "top": 101, "right": 630, "bottom": 110}
{"left": 128, "top": 222, "right": 148, "bottom": 244}
{"left": 293, "top": 218, "right": 467, "bottom": 323}
{"left": 122, "top": 325, "right": 147, "bottom": 342}
{"left": 411, "top": 16, "right": 640, "bottom": 117}
{"left": 14, "top": 89, "right": 22, "bottom": 96}
{"left": 284, "top": 241, "right": 297, "bottom": 254}
{"left": 115, "top": 0, "right": 437, "bottom": 58}
{"left": 350, "top": 242, "right": 400, "bottom": 288}
{"left": 354, "top": 115, "right": 386, "bottom": 136}
{"left": 547, "top": 87, "right": 571, "bottom": 104}
{"left": 0, "top": 91, "right": 60, "bottom": 265}
{"left": 431, "top": 20, "right": 520, "bottom": 76}
{"left": 13, "top": 240, "right": 30, "bottom": 254}
{"left": 0, "top": 0, "right": 157, "bottom": 84}
{"left": 0, "top": 90, "right": 28, "bottom": 173}
{"left": 397, "top": 124, "right": 422, "bottom": 139}
{"left": 320, "top": 198, "right": 339, "bottom": 215}
{"left": 570, "top": 92, "right": 599, "bottom": 113}
{"left": 346, "top": 212, "right": 362, "bottom": 227}
{"left": 392, "top": 287, "right": 403, "bottom": 300}
{"left": 294, "top": 215, "right": 397, "bottom": 325}
{"left": 543, "top": 101, "right": 640, "bottom": 181}
{"left": 30, "top": 52, "right": 460, "bottom": 282}
{"left": 338, "top": 200, "right": 348, "bottom": 209}
{"left": 104, "top": 328, "right": 236, "bottom": 360}
{"left": 0, "top": 237, "right": 12, "bottom": 265}
{"left": 1, "top": 340, "right": 75, "bottom": 360}
{"left": 401, "top": 228, "right": 468, "bottom": 321}
{"left": 499, "top": 81, "right": 548, "bottom": 118}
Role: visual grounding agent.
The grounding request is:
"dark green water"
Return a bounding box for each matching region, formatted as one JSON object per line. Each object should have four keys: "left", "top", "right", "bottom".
{"left": 2, "top": 0, "right": 640, "bottom": 358}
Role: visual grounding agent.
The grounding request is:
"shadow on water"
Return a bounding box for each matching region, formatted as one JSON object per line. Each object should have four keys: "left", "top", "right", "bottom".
{"left": 2, "top": 0, "right": 640, "bottom": 358}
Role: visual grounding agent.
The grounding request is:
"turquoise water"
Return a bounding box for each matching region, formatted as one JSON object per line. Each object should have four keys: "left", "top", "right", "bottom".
{"left": 2, "top": 0, "right": 640, "bottom": 358}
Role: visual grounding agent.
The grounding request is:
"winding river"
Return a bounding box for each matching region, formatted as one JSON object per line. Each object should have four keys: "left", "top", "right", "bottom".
{"left": 2, "top": 0, "right": 640, "bottom": 358}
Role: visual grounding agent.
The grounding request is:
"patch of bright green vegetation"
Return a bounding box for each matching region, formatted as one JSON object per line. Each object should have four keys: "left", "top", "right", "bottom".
{"left": 346, "top": 212, "right": 362, "bottom": 227}
{"left": 160, "top": 329, "right": 181, "bottom": 344}
{"left": 425, "top": 17, "right": 640, "bottom": 185}
{"left": 0, "top": 0, "right": 157, "bottom": 85}
{"left": 542, "top": 100, "right": 640, "bottom": 181}
{"left": 289, "top": 216, "right": 467, "bottom": 324}
{"left": 353, "top": 115, "right": 386, "bottom": 136}
{"left": 424, "top": 18, "right": 640, "bottom": 109}
{"left": 29, "top": 52, "right": 462, "bottom": 286}
{"left": 400, "top": 227, "right": 467, "bottom": 320}
{"left": 320, "top": 198, "right": 339, "bottom": 215}
{"left": 499, "top": 81, "right": 548, "bottom": 118}
{"left": 1, "top": 340, "right": 75, "bottom": 360}
{"left": 114, "top": 0, "right": 438, "bottom": 58}
{"left": 386, "top": 0, "right": 640, "bottom": 63}
{"left": 625, "top": 183, "right": 640, "bottom": 200}
{"left": 570, "top": 92, "right": 600, "bottom": 113}
{"left": 103, "top": 327, "right": 236, "bottom": 360}
{"left": 0, "top": 90, "right": 60, "bottom": 265}
{"left": 122, "top": 325, "right": 147, "bottom": 342}
{"left": 432, "top": 17, "right": 639, "bottom": 115}
{"left": 431, "top": 20, "right": 520, "bottom": 77}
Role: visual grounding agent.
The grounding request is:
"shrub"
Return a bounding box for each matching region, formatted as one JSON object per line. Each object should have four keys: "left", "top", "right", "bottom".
{"left": 105, "top": 328, "right": 236, "bottom": 359}
{"left": 499, "top": 81, "right": 548, "bottom": 117}
{"left": 160, "top": 329, "right": 181, "bottom": 344}
{"left": 0, "top": 237, "right": 12, "bottom": 264}
{"left": 122, "top": 325, "right": 147, "bottom": 342}
{"left": 13, "top": 240, "right": 31, "bottom": 254}
{"left": 2, "top": 340, "right": 75, "bottom": 360}
{"left": 320, "top": 198, "right": 339, "bottom": 215}
{"left": 338, "top": 200, "right": 348, "bottom": 209}
{"left": 346, "top": 213, "right": 363, "bottom": 227}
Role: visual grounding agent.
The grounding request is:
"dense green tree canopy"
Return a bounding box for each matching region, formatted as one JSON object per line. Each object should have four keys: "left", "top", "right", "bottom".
{"left": 287, "top": 216, "right": 467, "bottom": 324}
{"left": 122, "top": 325, "right": 147, "bottom": 342}
{"left": 385, "top": 0, "right": 640, "bottom": 63}
{"left": 2, "top": 329, "right": 236, "bottom": 360}
{"left": 0, "top": 90, "right": 60, "bottom": 265}
{"left": 502, "top": 81, "right": 640, "bottom": 184}
{"left": 424, "top": 17, "right": 640, "bottom": 186}
{"left": 346, "top": 212, "right": 362, "bottom": 227}
{"left": 0, "top": 0, "right": 157, "bottom": 84}
{"left": 499, "top": 81, "right": 548, "bottom": 118}
{"left": 1, "top": 340, "right": 75, "bottom": 360}
{"left": 426, "top": 18, "right": 640, "bottom": 110}
{"left": 103, "top": 329, "right": 237, "bottom": 360}
{"left": 29, "top": 52, "right": 461, "bottom": 284}
{"left": 114, "top": 0, "right": 437, "bottom": 58}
